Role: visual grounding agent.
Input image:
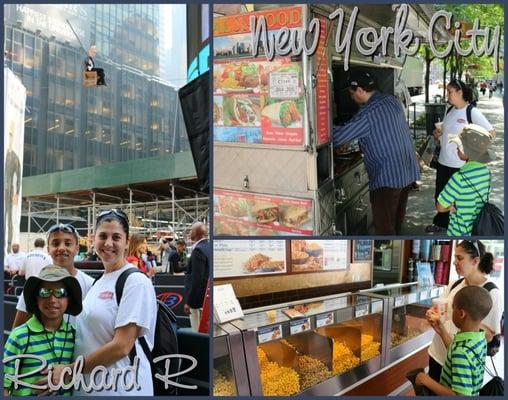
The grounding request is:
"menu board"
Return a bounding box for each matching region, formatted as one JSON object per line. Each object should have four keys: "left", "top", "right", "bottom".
{"left": 214, "top": 189, "right": 314, "bottom": 236}
{"left": 352, "top": 240, "right": 373, "bottom": 262}
{"left": 214, "top": 240, "right": 287, "bottom": 278}
{"left": 290, "top": 240, "right": 348, "bottom": 272}
{"left": 213, "top": 6, "right": 305, "bottom": 147}
{"left": 315, "top": 15, "right": 330, "bottom": 145}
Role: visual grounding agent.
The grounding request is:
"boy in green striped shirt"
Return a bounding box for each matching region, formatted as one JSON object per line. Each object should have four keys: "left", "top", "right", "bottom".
{"left": 436, "top": 125, "right": 495, "bottom": 236}
{"left": 3, "top": 265, "right": 82, "bottom": 396}
{"left": 416, "top": 286, "right": 492, "bottom": 395}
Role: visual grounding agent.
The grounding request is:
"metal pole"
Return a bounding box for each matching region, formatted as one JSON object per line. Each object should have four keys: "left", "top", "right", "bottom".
{"left": 129, "top": 189, "right": 133, "bottom": 226}
{"left": 171, "top": 184, "right": 175, "bottom": 230}
{"left": 195, "top": 192, "right": 199, "bottom": 220}
{"left": 56, "top": 196, "right": 60, "bottom": 223}
{"left": 92, "top": 191, "right": 96, "bottom": 227}
{"left": 413, "top": 103, "right": 417, "bottom": 140}
{"left": 87, "top": 206, "right": 91, "bottom": 251}
{"left": 28, "top": 200, "right": 32, "bottom": 236}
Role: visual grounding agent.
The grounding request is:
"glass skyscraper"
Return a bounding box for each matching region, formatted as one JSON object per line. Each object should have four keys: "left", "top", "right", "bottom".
{"left": 4, "top": 4, "right": 188, "bottom": 177}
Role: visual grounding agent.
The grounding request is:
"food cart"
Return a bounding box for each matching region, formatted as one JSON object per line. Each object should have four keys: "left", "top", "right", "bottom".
{"left": 213, "top": 4, "right": 435, "bottom": 235}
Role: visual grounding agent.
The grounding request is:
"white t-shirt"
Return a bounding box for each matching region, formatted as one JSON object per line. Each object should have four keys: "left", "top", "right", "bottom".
{"left": 18, "top": 248, "right": 52, "bottom": 279}
{"left": 428, "top": 277, "right": 503, "bottom": 366}
{"left": 5, "top": 252, "right": 27, "bottom": 273}
{"left": 16, "top": 269, "right": 94, "bottom": 328}
{"left": 74, "top": 264, "right": 157, "bottom": 396}
{"left": 438, "top": 105, "right": 494, "bottom": 168}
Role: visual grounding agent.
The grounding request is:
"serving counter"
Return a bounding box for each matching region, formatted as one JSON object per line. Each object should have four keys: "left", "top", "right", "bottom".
{"left": 214, "top": 283, "right": 446, "bottom": 396}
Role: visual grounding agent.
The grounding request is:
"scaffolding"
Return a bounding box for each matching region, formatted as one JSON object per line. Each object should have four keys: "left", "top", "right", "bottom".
{"left": 24, "top": 186, "right": 209, "bottom": 246}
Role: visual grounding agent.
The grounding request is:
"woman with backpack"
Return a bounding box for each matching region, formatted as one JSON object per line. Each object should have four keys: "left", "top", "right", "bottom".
{"left": 48, "top": 209, "right": 157, "bottom": 395}
{"left": 426, "top": 240, "right": 503, "bottom": 383}
{"left": 426, "top": 80, "right": 495, "bottom": 233}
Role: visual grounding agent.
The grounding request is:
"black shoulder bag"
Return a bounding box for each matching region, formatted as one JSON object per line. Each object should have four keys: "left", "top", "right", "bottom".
{"left": 459, "top": 171, "right": 503, "bottom": 235}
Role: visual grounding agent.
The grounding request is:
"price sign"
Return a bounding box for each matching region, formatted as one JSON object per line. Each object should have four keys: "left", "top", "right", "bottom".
{"left": 394, "top": 296, "right": 405, "bottom": 308}
{"left": 290, "top": 318, "right": 311, "bottom": 335}
{"left": 269, "top": 72, "right": 299, "bottom": 98}
{"left": 431, "top": 288, "right": 439, "bottom": 298}
{"left": 407, "top": 293, "right": 418, "bottom": 304}
{"left": 324, "top": 297, "right": 348, "bottom": 310}
{"left": 355, "top": 304, "right": 369, "bottom": 318}
{"left": 258, "top": 325, "right": 283, "bottom": 343}
{"left": 420, "top": 290, "right": 429, "bottom": 301}
{"left": 371, "top": 300, "right": 383, "bottom": 314}
{"left": 316, "top": 312, "right": 334, "bottom": 328}
{"left": 213, "top": 284, "right": 244, "bottom": 324}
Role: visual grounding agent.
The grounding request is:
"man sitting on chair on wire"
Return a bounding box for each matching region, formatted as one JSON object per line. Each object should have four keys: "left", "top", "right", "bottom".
{"left": 85, "top": 45, "right": 106, "bottom": 86}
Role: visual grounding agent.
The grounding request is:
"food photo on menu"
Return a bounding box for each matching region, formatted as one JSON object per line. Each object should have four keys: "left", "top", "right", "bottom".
{"left": 212, "top": 239, "right": 504, "bottom": 396}
{"left": 213, "top": 3, "right": 504, "bottom": 237}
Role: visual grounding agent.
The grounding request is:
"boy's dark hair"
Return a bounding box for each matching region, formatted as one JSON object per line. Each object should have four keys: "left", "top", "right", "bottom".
{"left": 34, "top": 238, "right": 45, "bottom": 248}
{"left": 176, "top": 239, "right": 186, "bottom": 247}
{"left": 454, "top": 286, "right": 492, "bottom": 321}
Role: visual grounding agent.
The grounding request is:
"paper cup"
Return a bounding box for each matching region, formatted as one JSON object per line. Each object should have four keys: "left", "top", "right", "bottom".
{"left": 432, "top": 299, "right": 447, "bottom": 323}
{"left": 435, "top": 122, "right": 443, "bottom": 130}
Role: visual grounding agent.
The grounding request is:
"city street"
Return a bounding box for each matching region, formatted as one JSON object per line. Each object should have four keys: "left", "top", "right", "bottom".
{"left": 403, "top": 86, "right": 504, "bottom": 235}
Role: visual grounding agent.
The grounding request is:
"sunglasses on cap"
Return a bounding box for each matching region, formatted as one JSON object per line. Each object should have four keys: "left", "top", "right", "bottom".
{"left": 451, "top": 79, "right": 465, "bottom": 91}
{"left": 465, "top": 240, "right": 480, "bottom": 257}
{"left": 38, "top": 287, "right": 68, "bottom": 298}
{"left": 48, "top": 223, "right": 79, "bottom": 237}
{"left": 97, "top": 208, "right": 128, "bottom": 222}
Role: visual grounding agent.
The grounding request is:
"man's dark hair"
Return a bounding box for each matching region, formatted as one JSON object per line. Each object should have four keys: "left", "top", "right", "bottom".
{"left": 454, "top": 286, "right": 492, "bottom": 321}
{"left": 34, "top": 238, "right": 45, "bottom": 248}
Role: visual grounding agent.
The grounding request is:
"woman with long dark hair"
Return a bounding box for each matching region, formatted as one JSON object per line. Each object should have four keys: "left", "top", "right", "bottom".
{"left": 426, "top": 240, "right": 503, "bottom": 382}
{"left": 426, "top": 80, "right": 495, "bottom": 233}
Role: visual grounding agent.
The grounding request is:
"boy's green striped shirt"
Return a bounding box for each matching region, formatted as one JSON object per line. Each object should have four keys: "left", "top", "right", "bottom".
{"left": 440, "top": 331, "right": 487, "bottom": 396}
{"left": 3, "top": 315, "right": 75, "bottom": 396}
{"left": 437, "top": 161, "right": 490, "bottom": 236}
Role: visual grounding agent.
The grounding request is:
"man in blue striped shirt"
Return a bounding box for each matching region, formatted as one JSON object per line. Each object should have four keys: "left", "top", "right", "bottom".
{"left": 333, "top": 71, "right": 420, "bottom": 234}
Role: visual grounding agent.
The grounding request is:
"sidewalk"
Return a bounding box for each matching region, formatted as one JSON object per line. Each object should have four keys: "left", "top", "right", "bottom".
{"left": 402, "top": 90, "right": 504, "bottom": 235}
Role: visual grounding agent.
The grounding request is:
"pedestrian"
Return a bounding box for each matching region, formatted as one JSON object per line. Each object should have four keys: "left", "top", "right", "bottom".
{"left": 4, "top": 243, "right": 26, "bottom": 276}
{"left": 333, "top": 71, "right": 420, "bottom": 234}
{"left": 3, "top": 265, "right": 82, "bottom": 396}
{"left": 424, "top": 241, "right": 502, "bottom": 385}
{"left": 127, "top": 233, "right": 155, "bottom": 276}
{"left": 436, "top": 126, "right": 495, "bottom": 236}
{"left": 488, "top": 83, "right": 493, "bottom": 99}
{"left": 13, "top": 223, "right": 94, "bottom": 328}
{"left": 170, "top": 239, "right": 188, "bottom": 274}
{"left": 426, "top": 79, "right": 495, "bottom": 233}
{"left": 184, "top": 222, "right": 210, "bottom": 331}
{"left": 18, "top": 238, "right": 52, "bottom": 279}
{"left": 158, "top": 237, "right": 174, "bottom": 274}
{"left": 416, "top": 286, "right": 493, "bottom": 395}
{"left": 497, "top": 81, "right": 503, "bottom": 94}
{"left": 84, "top": 45, "right": 106, "bottom": 86}
{"left": 480, "top": 81, "right": 487, "bottom": 96}
{"left": 54, "top": 208, "right": 157, "bottom": 396}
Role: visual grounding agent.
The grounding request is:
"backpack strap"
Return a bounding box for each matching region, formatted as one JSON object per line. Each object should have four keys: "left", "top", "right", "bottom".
{"left": 445, "top": 105, "right": 454, "bottom": 116}
{"left": 483, "top": 281, "right": 498, "bottom": 292}
{"left": 466, "top": 104, "right": 475, "bottom": 124}
{"left": 450, "top": 277, "right": 464, "bottom": 292}
{"left": 460, "top": 171, "right": 490, "bottom": 204}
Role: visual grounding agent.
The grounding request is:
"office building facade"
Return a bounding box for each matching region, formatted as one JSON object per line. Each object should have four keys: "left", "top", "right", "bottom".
{"left": 4, "top": 4, "right": 188, "bottom": 177}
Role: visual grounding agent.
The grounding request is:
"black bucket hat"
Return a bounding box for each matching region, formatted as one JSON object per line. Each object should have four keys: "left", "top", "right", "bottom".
{"left": 24, "top": 265, "right": 82, "bottom": 316}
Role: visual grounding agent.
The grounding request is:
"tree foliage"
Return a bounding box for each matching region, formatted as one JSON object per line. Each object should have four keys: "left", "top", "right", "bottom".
{"left": 432, "top": 4, "right": 504, "bottom": 82}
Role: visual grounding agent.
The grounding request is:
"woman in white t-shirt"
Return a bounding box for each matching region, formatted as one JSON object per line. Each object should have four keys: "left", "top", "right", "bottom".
{"left": 426, "top": 240, "right": 503, "bottom": 382}
{"left": 426, "top": 80, "right": 495, "bottom": 233}
{"left": 49, "top": 209, "right": 157, "bottom": 396}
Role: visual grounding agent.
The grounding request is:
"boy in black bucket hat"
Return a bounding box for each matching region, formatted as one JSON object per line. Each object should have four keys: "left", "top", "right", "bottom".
{"left": 3, "top": 265, "right": 82, "bottom": 396}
